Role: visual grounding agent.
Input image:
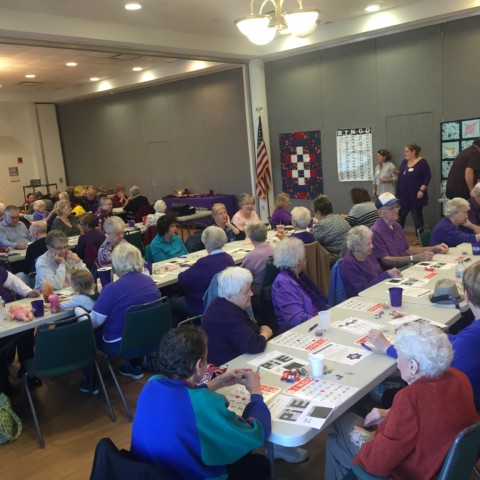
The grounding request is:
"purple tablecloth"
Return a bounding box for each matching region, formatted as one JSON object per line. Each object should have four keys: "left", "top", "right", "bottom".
{"left": 162, "top": 194, "right": 236, "bottom": 226}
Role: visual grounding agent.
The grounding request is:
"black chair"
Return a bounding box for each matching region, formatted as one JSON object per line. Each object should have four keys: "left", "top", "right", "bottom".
{"left": 22, "top": 316, "right": 116, "bottom": 448}
{"left": 417, "top": 225, "right": 432, "bottom": 247}
{"left": 185, "top": 232, "right": 205, "bottom": 253}
{"left": 124, "top": 228, "right": 144, "bottom": 255}
{"left": 90, "top": 438, "right": 170, "bottom": 480}
{"left": 177, "top": 314, "right": 203, "bottom": 328}
{"left": 103, "top": 297, "right": 172, "bottom": 421}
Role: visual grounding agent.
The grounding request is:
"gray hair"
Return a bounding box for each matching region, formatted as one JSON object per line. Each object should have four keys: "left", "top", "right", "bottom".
{"left": 471, "top": 182, "right": 480, "bottom": 197}
{"left": 112, "top": 242, "right": 144, "bottom": 276}
{"left": 201, "top": 226, "right": 227, "bottom": 251}
{"left": 99, "top": 196, "right": 111, "bottom": 207}
{"left": 33, "top": 200, "right": 46, "bottom": 211}
{"left": 444, "top": 197, "right": 469, "bottom": 217}
{"left": 154, "top": 200, "right": 167, "bottom": 213}
{"left": 55, "top": 200, "right": 70, "bottom": 215}
{"left": 46, "top": 229, "right": 68, "bottom": 247}
{"left": 30, "top": 221, "right": 47, "bottom": 236}
{"left": 291, "top": 206, "right": 311, "bottom": 229}
{"left": 273, "top": 237, "right": 305, "bottom": 270}
{"left": 104, "top": 216, "right": 125, "bottom": 235}
{"left": 129, "top": 185, "right": 141, "bottom": 196}
{"left": 395, "top": 322, "right": 453, "bottom": 378}
{"left": 58, "top": 191, "right": 69, "bottom": 201}
{"left": 239, "top": 193, "right": 255, "bottom": 206}
{"left": 246, "top": 221, "right": 268, "bottom": 243}
{"left": 346, "top": 225, "right": 373, "bottom": 253}
{"left": 217, "top": 267, "right": 253, "bottom": 299}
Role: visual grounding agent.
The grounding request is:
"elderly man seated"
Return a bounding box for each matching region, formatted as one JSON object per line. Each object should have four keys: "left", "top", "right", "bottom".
{"left": 430, "top": 197, "right": 480, "bottom": 247}
{"left": 371, "top": 192, "right": 447, "bottom": 269}
{"left": 95, "top": 196, "right": 113, "bottom": 231}
{"left": 35, "top": 230, "right": 88, "bottom": 290}
{"left": 0, "top": 205, "right": 31, "bottom": 250}
{"left": 81, "top": 186, "right": 99, "bottom": 213}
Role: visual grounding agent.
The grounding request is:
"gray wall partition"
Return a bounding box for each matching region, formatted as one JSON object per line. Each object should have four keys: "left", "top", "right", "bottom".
{"left": 57, "top": 67, "right": 251, "bottom": 203}
{"left": 264, "top": 15, "right": 480, "bottom": 229}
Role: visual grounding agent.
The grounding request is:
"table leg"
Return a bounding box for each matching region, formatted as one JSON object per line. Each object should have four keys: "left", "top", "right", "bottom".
{"left": 266, "top": 441, "right": 275, "bottom": 480}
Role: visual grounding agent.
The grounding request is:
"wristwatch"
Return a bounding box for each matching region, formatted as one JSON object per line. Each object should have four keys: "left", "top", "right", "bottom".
{"left": 409, "top": 255, "right": 414, "bottom": 263}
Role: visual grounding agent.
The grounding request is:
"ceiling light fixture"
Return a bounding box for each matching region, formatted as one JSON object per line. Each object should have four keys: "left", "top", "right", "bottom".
{"left": 25, "top": 74, "right": 36, "bottom": 78}
{"left": 365, "top": 4, "right": 380, "bottom": 13}
{"left": 235, "top": 0, "right": 320, "bottom": 46}
{"left": 125, "top": 3, "right": 142, "bottom": 11}
{"left": 66, "top": 62, "right": 77, "bottom": 67}
{"left": 132, "top": 66, "right": 143, "bottom": 72}
{"left": 90, "top": 77, "right": 100, "bottom": 81}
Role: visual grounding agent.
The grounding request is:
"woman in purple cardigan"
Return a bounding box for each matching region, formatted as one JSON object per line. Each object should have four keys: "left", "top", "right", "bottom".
{"left": 397, "top": 143, "right": 431, "bottom": 233}
{"left": 271, "top": 237, "right": 329, "bottom": 333}
{"left": 271, "top": 192, "right": 291, "bottom": 227}
{"left": 340, "top": 226, "right": 402, "bottom": 298}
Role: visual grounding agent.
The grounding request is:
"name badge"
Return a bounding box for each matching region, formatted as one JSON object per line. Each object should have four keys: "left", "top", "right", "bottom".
{"left": 408, "top": 168, "right": 414, "bottom": 172}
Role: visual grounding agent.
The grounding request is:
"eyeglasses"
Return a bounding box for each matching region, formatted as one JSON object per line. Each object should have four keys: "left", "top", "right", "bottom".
{"left": 382, "top": 204, "right": 400, "bottom": 211}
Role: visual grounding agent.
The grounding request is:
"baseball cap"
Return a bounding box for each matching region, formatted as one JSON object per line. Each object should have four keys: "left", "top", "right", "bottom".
{"left": 375, "top": 192, "right": 401, "bottom": 209}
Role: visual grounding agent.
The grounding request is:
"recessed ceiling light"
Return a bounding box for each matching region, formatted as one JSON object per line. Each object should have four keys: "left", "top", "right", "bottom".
{"left": 90, "top": 77, "right": 100, "bottom": 82}
{"left": 66, "top": 62, "right": 77, "bottom": 67}
{"left": 125, "top": 3, "right": 142, "bottom": 10}
{"left": 132, "top": 66, "right": 143, "bottom": 72}
{"left": 365, "top": 4, "right": 380, "bottom": 13}
{"left": 25, "top": 74, "right": 36, "bottom": 78}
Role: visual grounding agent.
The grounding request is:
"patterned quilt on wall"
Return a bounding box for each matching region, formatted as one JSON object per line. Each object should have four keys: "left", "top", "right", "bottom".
{"left": 278, "top": 130, "right": 322, "bottom": 200}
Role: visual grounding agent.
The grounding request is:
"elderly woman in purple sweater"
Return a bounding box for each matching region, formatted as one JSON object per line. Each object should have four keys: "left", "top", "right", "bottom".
{"left": 340, "top": 226, "right": 402, "bottom": 298}
{"left": 272, "top": 237, "right": 329, "bottom": 333}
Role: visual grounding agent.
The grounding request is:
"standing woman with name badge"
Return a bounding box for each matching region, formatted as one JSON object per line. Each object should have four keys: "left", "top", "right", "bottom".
{"left": 397, "top": 143, "right": 431, "bottom": 234}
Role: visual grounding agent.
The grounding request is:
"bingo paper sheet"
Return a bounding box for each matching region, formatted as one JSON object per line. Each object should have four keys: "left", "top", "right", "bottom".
{"left": 433, "top": 254, "right": 467, "bottom": 264}
{"left": 224, "top": 384, "right": 281, "bottom": 416}
{"left": 314, "top": 342, "right": 371, "bottom": 365}
{"left": 331, "top": 317, "right": 382, "bottom": 336}
{"left": 337, "top": 298, "right": 384, "bottom": 313}
{"left": 388, "top": 315, "right": 447, "bottom": 330}
{"left": 414, "top": 261, "right": 456, "bottom": 271}
{"left": 285, "top": 376, "right": 358, "bottom": 405}
{"left": 248, "top": 351, "right": 309, "bottom": 375}
{"left": 270, "top": 332, "right": 329, "bottom": 352}
{"left": 268, "top": 395, "right": 335, "bottom": 430}
{"left": 386, "top": 286, "right": 431, "bottom": 298}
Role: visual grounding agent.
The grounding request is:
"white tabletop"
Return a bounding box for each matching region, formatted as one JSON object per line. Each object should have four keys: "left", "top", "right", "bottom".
{"left": 176, "top": 210, "right": 212, "bottom": 222}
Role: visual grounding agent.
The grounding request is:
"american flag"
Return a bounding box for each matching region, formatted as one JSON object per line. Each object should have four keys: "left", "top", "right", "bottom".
{"left": 255, "top": 116, "right": 272, "bottom": 199}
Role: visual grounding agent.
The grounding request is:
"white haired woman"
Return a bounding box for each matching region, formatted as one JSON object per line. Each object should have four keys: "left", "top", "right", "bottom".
{"left": 202, "top": 267, "right": 272, "bottom": 366}
{"left": 325, "top": 322, "right": 478, "bottom": 479}
{"left": 87, "top": 243, "right": 162, "bottom": 386}
{"left": 430, "top": 197, "right": 480, "bottom": 247}
{"left": 290, "top": 206, "right": 315, "bottom": 243}
{"left": 340, "top": 226, "right": 401, "bottom": 298}
{"left": 271, "top": 237, "right": 329, "bottom": 333}
{"left": 97, "top": 216, "right": 128, "bottom": 267}
{"left": 145, "top": 199, "right": 166, "bottom": 229}
{"left": 231, "top": 193, "right": 260, "bottom": 231}
{"left": 241, "top": 221, "right": 274, "bottom": 296}
{"left": 123, "top": 185, "right": 150, "bottom": 217}
{"left": 51, "top": 200, "right": 81, "bottom": 236}
{"left": 172, "top": 226, "right": 235, "bottom": 324}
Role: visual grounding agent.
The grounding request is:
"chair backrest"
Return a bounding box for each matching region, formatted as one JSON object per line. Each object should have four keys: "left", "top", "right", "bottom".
{"left": 202, "top": 273, "right": 219, "bottom": 311}
{"left": 258, "top": 285, "right": 279, "bottom": 337}
{"left": 143, "top": 225, "right": 157, "bottom": 247}
{"left": 120, "top": 297, "right": 172, "bottom": 355}
{"left": 90, "top": 437, "right": 169, "bottom": 480}
{"left": 304, "top": 241, "right": 330, "bottom": 294}
{"left": 177, "top": 315, "right": 203, "bottom": 328}
{"left": 417, "top": 225, "right": 432, "bottom": 247}
{"left": 0, "top": 258, "right": 11, "bottom": 272}
{"left": 134, "top": 204, "right": 155, "bottom": 224}
{"left": 261, "top": 257, "right": 280, "bottom": 289}
{"left": 124, "top": 228, "right": 144, "bottom": 255}
{"left": 185, "top": 232, "right": 205, "bottom": 253}
{"left": 328, "top": 258, "right": 348, "bottom": 306}
{"left": 27, "top": 271, "right": 36, "bottom": 289}
{"left": 438, "top": 420, "right": 480, "bottom": 480}
{"left": 32, "top": 316, "right": 97, "bottom": 378}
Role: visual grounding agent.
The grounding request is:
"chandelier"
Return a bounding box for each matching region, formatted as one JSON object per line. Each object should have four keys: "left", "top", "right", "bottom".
{"left": 235, "top": 0, "right": 321, "bottom": 46}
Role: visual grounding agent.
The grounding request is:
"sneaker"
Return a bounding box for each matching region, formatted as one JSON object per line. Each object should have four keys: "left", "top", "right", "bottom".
{"left": 79, "top": 379, "right": 99, "bottom": 395}
{"left": 119, "top": 364, "right": 144, "bottom": 380}
{"left": 272, "top": 445, "right": 308, "bottom": 463}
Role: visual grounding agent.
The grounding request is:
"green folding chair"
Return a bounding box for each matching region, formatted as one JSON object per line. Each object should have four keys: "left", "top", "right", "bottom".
{"left": 350, "top": 420, "right": 480, "bottom": 480}
{"left": 103, "top": 297, "right": 172, "bottom": 421}
{"left": 22, "top": 315, "right": 116, "bottom": 448}
{"left": 417, "top": 225, "right": 432, "bottom": 247}
{"left": 123, "top": 228, "right": 144, "bottom": 255}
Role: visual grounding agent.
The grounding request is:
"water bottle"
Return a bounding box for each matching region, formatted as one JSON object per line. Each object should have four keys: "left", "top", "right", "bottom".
{"left": 455, "top": 258, "right": 465, "bottom": 281}
{"left": 0, "top": 296, "right": 7, "bottom": 322}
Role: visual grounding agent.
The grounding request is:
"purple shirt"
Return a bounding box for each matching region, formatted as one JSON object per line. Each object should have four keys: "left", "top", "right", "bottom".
{"left": 291, "top": 231, "right": 316, "bottom": 244}
{"left": 271, "top": 208, "right": 291, "bottom": 227}
{"left": 340, "top": 251, "right": 390, "bottom": 298}
{"left": 93, "top": 271, "right": 161, "bottom": 342}
{"left": 371, "top": 218, "right": 409, "bottom": 261}
{"left": 397, "top": 158, "right": 431, "bottom": 208}
{"left": 468, "top": 197, "right": 480, "bottom": 225}
{"left": 241, "top": 242, "right": 274, "bottom": 296}
{"left": 76, "top": 229, "right": 106, "bottom": 267}
{"left": 272, "top": 270, "right": 328, "bottom": 333}
{"left": 178, "top": 252, "right": 235, "bottom": 312}
{"left": 430, "top": 217, "right": 476, "bottom": 247}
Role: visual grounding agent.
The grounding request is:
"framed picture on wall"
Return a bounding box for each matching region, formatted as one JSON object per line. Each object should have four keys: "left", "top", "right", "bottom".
{"left": 441, "top": 142, "right": 459, "bottom": 159}
{"left": 462, "top": 119, "right": 480, "bottom": 138}
{"left": 441, "top": 121, "right": 460, "bottom": 140}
